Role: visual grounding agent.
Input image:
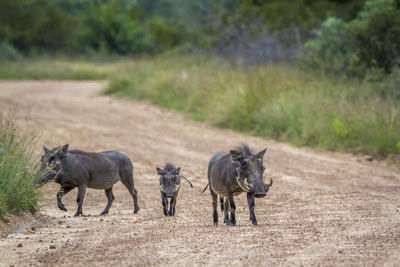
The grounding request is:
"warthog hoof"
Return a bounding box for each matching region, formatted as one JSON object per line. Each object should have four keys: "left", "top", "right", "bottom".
{"left": 100, "top": 211, "right": 108, "bottom": 216}
{"left": 251, "top": 220, "right": 258, "bottom": 226}
{"left": 58, "top": 203, "right": 67, "bottom": 212}
{"left": 74, "top": 212, "right": 82, "bottom": 217}
{"left": 225, "top": 221, "right": 236, "bottom": 226}
{"left": 133, "top": 207, "right": 139, "bottom": 214}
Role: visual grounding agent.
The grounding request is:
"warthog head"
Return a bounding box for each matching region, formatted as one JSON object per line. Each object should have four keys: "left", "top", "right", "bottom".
{"left": 157, "top": 163, "right": 181, "bottom": 198}
{"left": 38, "top": 144, "right": 68, "bottom": 185}
{"left": 230, "top": 144, "right": 272, "bottom": 198}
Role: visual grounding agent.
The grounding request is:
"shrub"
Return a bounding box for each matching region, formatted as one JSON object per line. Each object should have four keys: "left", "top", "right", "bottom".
{"left": 299, "top": 0, "right": 400, "bottom": 77}
{"left": 0, "top": 111, "right": 40, "bottom": 220}
{"left": 0, "top": 42, "right": 22, "bottom": 61}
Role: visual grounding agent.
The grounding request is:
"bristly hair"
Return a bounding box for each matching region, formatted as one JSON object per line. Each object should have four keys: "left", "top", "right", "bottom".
{"left": 235, "top": 143, "right": 253, "bottom": 156}
{"left": 164, "top": 162, "right": 177, "bottom": 172}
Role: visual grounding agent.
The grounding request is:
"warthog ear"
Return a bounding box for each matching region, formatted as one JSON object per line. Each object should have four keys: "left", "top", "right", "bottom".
{"left": 174, "top": 167, "right": 181, "bottom": 175}
{"left": 230, "top": 150, "right": 241, "bottom": 162}
{"left": 60, "top": 144, "right": 69, "bottom": 155}
{"left": 257, "top": 148, "right": 268, "bottom": 159}
{"left": 43, "top": 146, "right": 50, "bottom": 154}
{"left": 156, "top": 167, "right": 165, "bottom": 176}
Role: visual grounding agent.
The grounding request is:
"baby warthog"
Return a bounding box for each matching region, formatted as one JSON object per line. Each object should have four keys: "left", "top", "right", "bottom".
{"left": 204, "top": 144, "right": 273, "bottom": 226}
{"left": 39, "top": 144, "right": 139, "bottom": 216}
{"left": 156, "top": 163, "right": 193, "bottom": 216}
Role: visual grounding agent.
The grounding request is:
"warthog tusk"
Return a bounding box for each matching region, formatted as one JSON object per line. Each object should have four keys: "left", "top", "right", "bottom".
{"left": 235, "top": 168, "right": 250, "bottom": 192}
{"left": 269, "top": 178, "right": 273, "bottom": 187}
{"left": 244, "top": 178, "right": 250, "bottom": 190}
{"left": 160, "top": 184, "right": 165, "bottom": 193}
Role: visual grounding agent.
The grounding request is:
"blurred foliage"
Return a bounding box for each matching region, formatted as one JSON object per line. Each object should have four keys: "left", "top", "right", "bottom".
{"left": 2, "top": 0, "right": 398, "bottom": 76}
{"left": 0, "top": 0, "right": 366, "bottom": 58}
{"left": 299, "top": 0, "right": 400, "bottom": 77}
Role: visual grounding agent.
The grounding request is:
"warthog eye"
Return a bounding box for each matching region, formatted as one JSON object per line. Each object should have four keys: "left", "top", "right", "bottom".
{"left": 49, "top": 156, "right": 56, "bottom": 163}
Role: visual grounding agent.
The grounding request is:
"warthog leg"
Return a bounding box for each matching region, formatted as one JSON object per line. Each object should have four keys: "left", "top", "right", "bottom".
{"left": 247, "top": 192, "right": 257, "bottom": 225}
{"left": 210, "top": 189, "right": 218, "bottom": 225}
{"left": 74, "top": 185, "right": 86, "bottom": 217}
{"left": 227, "top": 193, "right": 236, "bottom": 226}
{"left": 121, "top": 179, "right": 139, "bottom": 214}
{"left": 220, "top": 197, "right": 224, "bottom": 211}
{"left": 161, "top": 191, "right": 168, "bottom": 216}
{"left": 223, "top": 199, "right": 229, "bottom": 224}
{"left": 100, "top": 187, "right": 115, "bottom": 215}
{"left": 169, "top": 192, "right": 178, "bottom": 216}
{"left": 57, "top": 186, "right": 74, "bottom": 211}
{"left": 168, "top": 196, "right": 176, "bottom": 216}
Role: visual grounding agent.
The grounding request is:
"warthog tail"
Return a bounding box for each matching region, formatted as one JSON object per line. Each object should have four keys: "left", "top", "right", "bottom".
{"left": 201, "top": 183, "right": 209, "bottom": 193}
{"left": 180, "top": 175, "right": 193, "bottom": 188}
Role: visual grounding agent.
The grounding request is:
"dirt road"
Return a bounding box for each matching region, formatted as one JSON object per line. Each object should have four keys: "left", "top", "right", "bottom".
{"left": 0, "top": 81, "right": 399, "bottom": 266}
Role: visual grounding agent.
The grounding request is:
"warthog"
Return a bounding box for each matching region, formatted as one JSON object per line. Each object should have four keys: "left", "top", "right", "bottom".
{"left": 39, "top": 144, "right": 139, "bottom": 216}
{"left": 156, "top": 163, "right": 193, "bottom": 216}
{"left": 203, "top": 144, "right": 273, "bottom": 226}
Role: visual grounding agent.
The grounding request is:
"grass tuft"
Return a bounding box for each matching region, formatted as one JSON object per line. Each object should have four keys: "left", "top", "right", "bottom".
{"left": 0, "top": 111, "right": 41, "bottom": 220}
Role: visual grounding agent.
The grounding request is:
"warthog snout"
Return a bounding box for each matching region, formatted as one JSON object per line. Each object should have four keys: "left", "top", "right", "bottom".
{"left": 254, "top": 192, "right": 267, "bottom": 198}
{"left": 255, "top": 179, "right": 273, "bottom": 198}
{"left": 166, "top": 191, "right": 175, "bottom": 198}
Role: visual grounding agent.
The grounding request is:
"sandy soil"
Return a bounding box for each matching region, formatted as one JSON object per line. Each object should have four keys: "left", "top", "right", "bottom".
{"left": 0, "top": 81, "right": 399, "bottom": 266}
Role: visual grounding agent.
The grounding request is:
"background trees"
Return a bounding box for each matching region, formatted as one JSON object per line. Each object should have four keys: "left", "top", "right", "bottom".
{"left": 0, "top": 0, "right": 399, "bottom": 77}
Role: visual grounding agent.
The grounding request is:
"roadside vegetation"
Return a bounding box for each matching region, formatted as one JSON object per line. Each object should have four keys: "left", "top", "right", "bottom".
{"left": 0, "top": 0, "right": 399, "bottom": 159}
{"left": 0, "top": 111, "right": 41, "bottom": 220}
{"left": 0, "top": 59, "right": 107, "bottom": 80}
{"left": 105, "top": 57, "right": 400, "bottom": 157}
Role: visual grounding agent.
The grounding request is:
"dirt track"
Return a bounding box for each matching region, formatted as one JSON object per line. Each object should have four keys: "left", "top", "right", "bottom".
{"left": 0, "top": 81, "right": 399, "bottom": 266}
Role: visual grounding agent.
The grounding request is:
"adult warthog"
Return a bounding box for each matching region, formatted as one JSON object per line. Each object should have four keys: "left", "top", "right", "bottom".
{"left": 39, "top": 144, "right": 139, "bottom": 216}
{"left": 203, "top": 144, "right": 273, "bottom": 226}
{"left": 157, "top": 163, "right": 193, "bottom": 216}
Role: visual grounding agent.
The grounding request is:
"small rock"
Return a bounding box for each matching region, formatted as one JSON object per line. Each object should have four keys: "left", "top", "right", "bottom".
{"left": 17, "top": 243, "right": 22, "bottom": 248}
{"left": 49, "top": 245, "right": 56, "bottom": 249}
{"left": 66, "top": 225, "right": 71, "bottom": 228}
{"left": 364, "top": 155, "right": 373, "bottom": 161}
{"left": 100, "top": 218, "right": 104, "bottom": 222}
{"left": 25, "top": 237, "right": 29, "bottom": 239}
{"left": 338, "top": 247, "right": 344, "bottom": 254}
{"left": 58, "top": 221, "right": 63, "bottom": 225}
{"left": 39, "top": 239, "right": 43, "bottom": 242}
{"left": 31, "top": 226, "right": 36, "bottom": 231}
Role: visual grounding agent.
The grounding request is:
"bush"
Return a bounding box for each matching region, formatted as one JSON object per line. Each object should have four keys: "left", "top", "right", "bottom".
{"left": 0, "top": 42, "right": 22, "bottom": 61}
{"left": 299, "top": 0, "right": 400, "bottom": 77}
{"left": 0, "top": 111, "right": 41, "bottom": 220}
{"left": 81, "top": 1, "right": 148, "bottom": 55}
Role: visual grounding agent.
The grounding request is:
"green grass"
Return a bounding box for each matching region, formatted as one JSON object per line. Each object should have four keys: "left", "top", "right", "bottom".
{"left": 104, "top": 56, "right": 400, "bottom": 157}
{"left": 0, "top": 111, "right": 41, "bottom": 220}
{"left": 0, "top": 59, "right": 108, "bottom": 80}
